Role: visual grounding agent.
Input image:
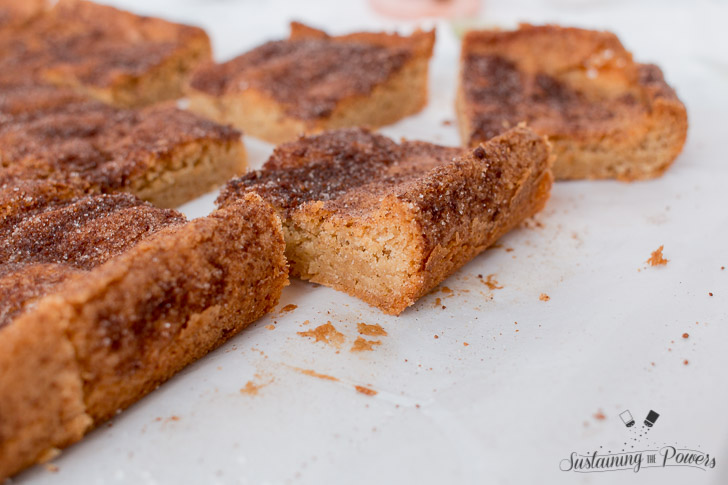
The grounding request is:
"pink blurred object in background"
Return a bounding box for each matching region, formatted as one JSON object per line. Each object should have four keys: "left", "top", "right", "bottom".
{"left": 369, "top": 0, "right": 479, "bottom": 19}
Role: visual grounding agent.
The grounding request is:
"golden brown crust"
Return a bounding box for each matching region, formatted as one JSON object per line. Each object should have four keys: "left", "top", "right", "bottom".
{"left": 0, "top": 83, "right": 246, "bottom": 207}
{"left": 457, "top": 24, "right": 688, "bottom": 180}
{"left": 219, "top": 127, "right": 552, "bottom": 314}
{"left": 0, "top": 0, "right": 212, "bottom": 107}
{"left": 0, "top": 190, "right": 288, "bottom": 479}
{"left": 187, "top": 22, "right": 435, "bottom": 143}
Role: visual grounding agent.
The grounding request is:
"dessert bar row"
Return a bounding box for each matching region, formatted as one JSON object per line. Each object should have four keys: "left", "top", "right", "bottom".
{"left": 0, "top": 0, "right": 687, "bottom": 479}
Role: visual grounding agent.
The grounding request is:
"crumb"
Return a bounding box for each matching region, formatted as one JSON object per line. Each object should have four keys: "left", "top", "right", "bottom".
{"left": 434, "top": 335, "right": 439, "bottom": 339}
{"left": 350, "top": 337, "right": 381, "bottom": 352}
{"left": 441, "top": 286, "right": 453, "bottom": 294}
{"left": 434, "top": 297, "right": 441, "bottom": 307}
{"left": 683, "top": 359, "right": 689, "bottom": 365}
{"left": 355, "top": 385, "right": 377, "bottom": 396}
{"left": 463, "top": 342, "right": 469, "bottom": 346}
{"left": 441, "top": 305, "right": 446, "bottom": 309}
{"left": 505, "top": 247, "right": 514, "bottom": 252}
{"left": 302, "top": 319, "right": 310, "bottom": 325}
{"left": 298, "top": 322, "right": 345, "bottom": 347}
{"left": 647, "top": 245, "right": 668, "bottom": 266}
{"left": 594, "top": 410, "right": 606, "bottom": 420}
{"left": 441, "top": 119, "right": 453, "bottom": 126}
{"left": 265, "top": 324, "right": 275, "bottom": 330}
{"left": 358, "top": 323, "right": 387, "bottom": 336}
{"left": 240, "top": 381, "right": 268, "bottom": 395}
{"left": 482, "top": 274, "right": 503, "bottom": 290}
{"left": 539, "top": 293, "right": 550, "bottom": 301}
{"left": 296, "top": 368, "right": 338, "bottom": 381}
{"left": 721, "top": 266, "right": 725, "bottom": 270}
{"left": 709, "top": 292, "right": 713, "bottom": 296}
{"left": 650, "top": 362, "right": 655, "bottom": 366}
{"left": 44, "top": 464, "right": 59, "bottom": 473}
{"left": 280, "top": 303, "right": 297, "bottom": 313}
{"left": 682, "top": 333, "right": 689, "bottom": 339}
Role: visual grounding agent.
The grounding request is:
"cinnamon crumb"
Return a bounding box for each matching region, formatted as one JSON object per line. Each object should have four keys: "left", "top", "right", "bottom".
{"left": 539, "top": 293, "right": 550, "bottom": 301}
{"left": 350, "top": 337, "right": 381, "bottom": 352}
{"left": 650, "top": 362, "right": 655, "bottom": 366}
{"left": 434, "top": 297, "right": 441, "bottom": 307}
{"left": 44, "top": 464, "right": 59, "bottom": 473}
{"left": 302, "top": 319, "right": 310, "bottom": 325}
{"left": 594, "top": 410, "right": 606, "bottom": 420}
{"left": 169, "top": 415, "right": 180, "bottom": 421}
{"left": 355, "top": 385, "right": 377, "bottom": 396}
{"left": 280, "top": 303, "right": 298, "bottom": 313}
{"left": 682, "top": 333, "right": 689, "bottom": 339}
{"left": 441, "top": 119, "right": 453, "bottom": 126}
{"left": 709, "top": 292, "right": 713, "bottom": 296}
{"left": 463, "top": 342, "right": 469, "bottom": 346}
{"left": 298, "top": 322, "right": 345, "bottom": 347}
{"left": 647, "top": 245, "right": 668, "bottom": 266}
{"left": 683, "top": 359, "right": 689, "bottom": 365}
{"left": 441, "top": 286, "right": 452, "bottom": 294}
{"left": 240, "top": 380, "right": 268, "bottom": 395}
{"left": 482, "top": 274, "right": 503, "bottom": 290}
{"left": 265, "top": 324, "right": 275, "bottom": 330}
{"left": 357, "top": 323, "right": 387, "bottom": 336}
{"left": 296, "top": 368, "right": 338, "bottom": 381}
{"left": 434, "top": 334, "right": 439, "bottom": 339}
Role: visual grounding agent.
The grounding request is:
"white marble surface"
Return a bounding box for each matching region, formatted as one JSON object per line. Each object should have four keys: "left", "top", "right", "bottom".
{"left": 14, "top": 1, "right": 728, "bottom": 484}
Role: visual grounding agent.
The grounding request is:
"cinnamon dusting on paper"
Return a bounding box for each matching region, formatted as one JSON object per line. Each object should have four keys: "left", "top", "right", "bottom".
{"left": 296, "top": 368, "right": 339, "bottom": 381}
{"left": 355, "top": 385, "right": 377, "bottom": 396}
{"left": 594, "top": 410, "right": 606, "bottom": 420}
{"left": 357, "top": 323, "right": 387, "bottom": 336}
{"left": 647, "top": 245, "right": 668, "bottom": 266}
{"left": 240, "top": 380, "right": 266, "bottom": 395}
{"left": 298, "top": 322, "right": 345, "bottom": 347}
{"left": 351, "top": 337, "right": 381, "bottom": 352}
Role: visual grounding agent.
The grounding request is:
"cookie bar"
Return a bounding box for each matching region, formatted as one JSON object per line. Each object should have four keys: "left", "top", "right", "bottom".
{"left": 0, "top": 0, "right": 212, "bottom": 107}
{"left": 0, "top": 83, "right": 246, "bottom": 208}
{"left": 187, "top": 22, "right": 435, "bottom": 143}
{"left": 0, "top": 178, "right": 288, "bottom": 479}
{"left": 218, "top": 126, "right": 552, "bottom": 315}
{"left": 457, "top": 24, "right": 688, "bottom": 180}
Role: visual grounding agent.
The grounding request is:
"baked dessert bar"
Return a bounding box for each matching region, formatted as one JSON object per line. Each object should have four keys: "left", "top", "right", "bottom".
{"left": 457, "top": 24, "right": 688, "bottom": 180}
{"left": 0, "top": 0, "right": 212, "bottom": 107}
{"left": 0, "top": 0, "right": 47, "bottom": 28}
{"left": 0, "top": 82, "right": 246, "bottom": 208}
{"left": 0, "top": 178, "right": 288, "bottom": 479}
{"left": 218, "top": 126, "right": 552, "bottom": 315}
{"left": 187, "top": 22, "right": 435, "bottom": 143}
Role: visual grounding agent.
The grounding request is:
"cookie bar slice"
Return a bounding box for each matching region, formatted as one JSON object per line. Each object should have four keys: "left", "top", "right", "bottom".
{"left": 0, "top": 178, "right": 287, "bottom": 479}
{"left": 187, "top": 22, "right": 435, "bottom": 143}
{"left": 457, "top": 24, "right": 688, "bottom": 180}
{"left": 218, "top": 126, "right": 552, "bottom": 315}
{"left": 0, "top": 0, "right": 211, "bottom": 107}
{"left": 0, "top": 83, "right": 246, "bottom": 208}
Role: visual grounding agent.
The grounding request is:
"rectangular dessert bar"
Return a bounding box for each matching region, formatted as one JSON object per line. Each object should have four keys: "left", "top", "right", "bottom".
{"left": 457, "top": 24, "right": 688, "bottom": 180}
{"left": 0, "top": 83, "right": 247, "bottom": 208}
{"left": 187, "top": 22, "right": 435, "bottom": 143}
{"left": 0, "top": 0, "right": 212, "bottom": 107}
{"left": 0, "top": 178, "right": 288, "bottom": 479}
{"left": 218, "top": 126, "right": 553, "bottom": 315}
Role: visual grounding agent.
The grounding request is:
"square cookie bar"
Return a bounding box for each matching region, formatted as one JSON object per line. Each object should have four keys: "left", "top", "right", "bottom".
{"left": 457, "top": 24, "right": 687, "bottom": 180}
{"left": 218, "top": 126, "right": 552, "bottom": 314}
{"left": 0, "top": 83, "right": 246, "bottom": 208}
{"left": 0, "top": 0, "right": 211, "bottom": 107}
{"left": 188, "top": 22, "right": 435, "bottom": 143}
{"left": 0, "top": 179, "right": 288, "bottom": 479}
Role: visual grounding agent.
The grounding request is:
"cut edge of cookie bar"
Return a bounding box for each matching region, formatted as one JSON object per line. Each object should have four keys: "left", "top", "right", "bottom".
{"left": 456, "top": 24, "right": 687, "bottom": 181}
{"left": 187, "top": 22, "right": 435, "bottom": 144}
{"left": 128, "top": 116, "right": 248, "bottom": 208}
